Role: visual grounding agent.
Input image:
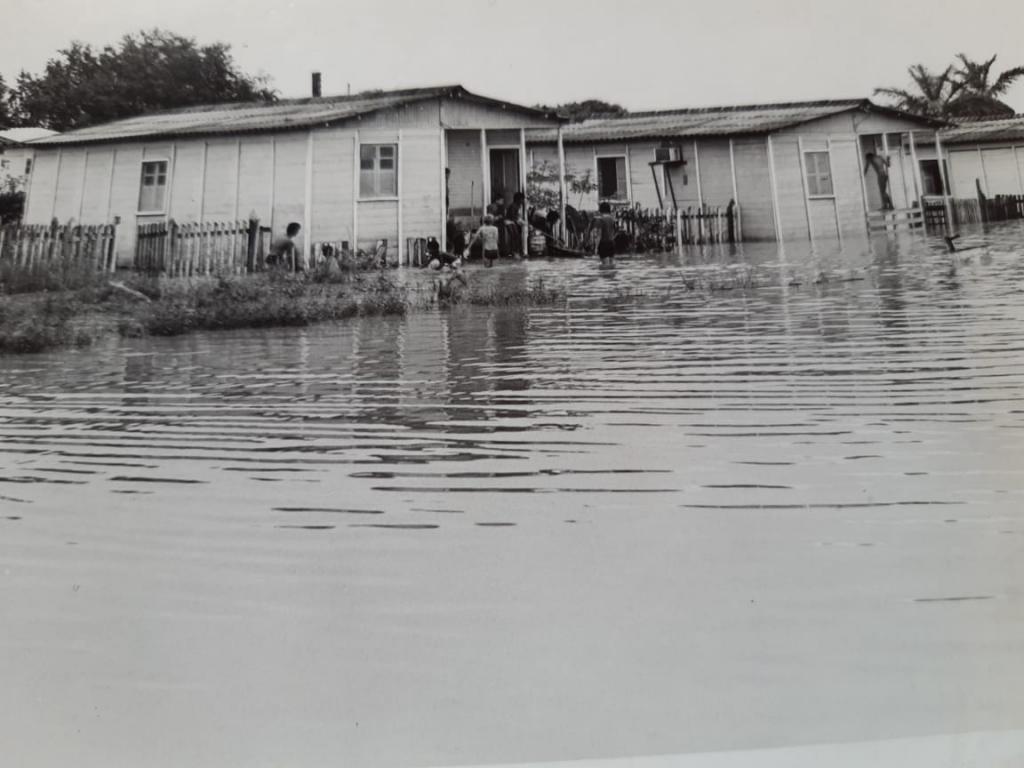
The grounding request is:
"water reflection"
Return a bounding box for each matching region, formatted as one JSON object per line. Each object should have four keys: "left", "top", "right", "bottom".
{"left": 2, "top": 222, "right": 1024, "bottom": 765}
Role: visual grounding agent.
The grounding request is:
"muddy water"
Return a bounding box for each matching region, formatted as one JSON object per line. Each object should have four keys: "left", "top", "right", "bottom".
{"left": 2, "top": 224, "right": 1024, "bottom": 767}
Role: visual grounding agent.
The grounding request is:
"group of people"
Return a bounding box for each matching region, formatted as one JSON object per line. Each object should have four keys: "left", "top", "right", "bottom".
{"left": 263, "top": 183, "right": 621, "bottom": 272}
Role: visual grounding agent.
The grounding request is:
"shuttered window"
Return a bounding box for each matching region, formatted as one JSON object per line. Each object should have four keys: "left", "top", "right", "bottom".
{"left": 138, "top": 160, "right": 168, "bottom": 213}
{"left": 360, "top": 144, "right": 398, "bottom": 198}
{"left": 804, "top": 151, "right": 834, "bottom": 197}
{"left": 597, "top": 156, "right": 628, "bottom": 201}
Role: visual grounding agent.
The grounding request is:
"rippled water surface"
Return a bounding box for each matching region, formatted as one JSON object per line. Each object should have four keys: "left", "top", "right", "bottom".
{"left": 3, "top": 224, "right": 1024, "bottom": 767}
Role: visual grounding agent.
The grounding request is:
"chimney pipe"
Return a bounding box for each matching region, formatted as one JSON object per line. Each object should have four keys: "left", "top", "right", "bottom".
{"left": 311, "top": 72, "right": 322, "bottom": 98}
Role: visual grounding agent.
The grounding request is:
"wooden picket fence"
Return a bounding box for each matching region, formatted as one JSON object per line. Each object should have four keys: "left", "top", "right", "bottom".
{"left": 136, "top": 219, "right": 272, "bottom": 276}
{"left": 923, "top": 194, "right": 1024, "bottom": 229}
{"left": 615, "top": 203, "right": 741, "bottom": 251}
{"left": 0, "top": 220, "right": 118, "bottom": 272}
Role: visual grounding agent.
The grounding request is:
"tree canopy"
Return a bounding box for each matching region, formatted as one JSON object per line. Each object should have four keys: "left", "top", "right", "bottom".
{"left": 876, "top": 54, "right": 1024, "bottom": 119}
{"left": 4, "top": 29, "right": 276, "bottom": 132}
{"left": 536, "top": 99, "right": 629, "bottom": 122}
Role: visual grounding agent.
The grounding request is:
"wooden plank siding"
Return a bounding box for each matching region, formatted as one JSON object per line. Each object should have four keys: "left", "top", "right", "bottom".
{"left": 946, "top": 144, "right": 1024, "bottom": 198}
{"left": 447, "top": 129, "right": 485, "bottom": 213}
{"left": 310, "top": 130, "right": 353, "bottom": 245}
{"left": 401, "top": 128, "right": 444, "bottom": 246}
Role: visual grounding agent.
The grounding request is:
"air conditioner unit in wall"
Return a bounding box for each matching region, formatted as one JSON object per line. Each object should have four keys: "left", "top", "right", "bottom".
{"left": 655, "top": 145, "right": 683, "bottom": 163}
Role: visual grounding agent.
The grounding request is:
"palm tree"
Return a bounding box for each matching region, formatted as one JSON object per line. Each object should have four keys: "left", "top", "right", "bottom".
{"left": 947, "top": 54, "right": 1024, "bottom": 118}
{"left": 874, "top": 64, "right": 964, "bottom": 118}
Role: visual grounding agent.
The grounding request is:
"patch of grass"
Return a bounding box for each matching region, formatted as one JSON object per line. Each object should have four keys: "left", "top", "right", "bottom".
{"left": 0, "top": 293, "right": 94, "bottom": 353}
{"left": 0, "top": 257, "right": 106, "bottom": 296}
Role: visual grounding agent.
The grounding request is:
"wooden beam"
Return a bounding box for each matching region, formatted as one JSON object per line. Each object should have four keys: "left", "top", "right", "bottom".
{"left": 729, "top": 138, "right": 738, "bottom": 206}
{"left": 267, "top": 138, "right": 275, "bottom": 233}
{"left": 304, "top": 131, "right": 313, "bottom": 269}
{"left": 826, "top": 137, "right": 841, "bottom": 244}
{"left": 352, "top": 131, "right": 360, "bottom": 250}
{"left": 50, "top": 148, "right": 63, "bottom": 221}
{"left": 480, "top": 128, "right": 489, "bottom": 215}
{"left": 437, "top": 128, "right": 445, "bottom": 254}
{"left": 766, "top": 135, "right": 783, "bottom": 242}
{"left": 520, "top": 127, "right": 528, "bottom": 256}
{"left": 977, "top": 146, "right": 990, "bottom": 197}
{"left": 934, "top": 131, "right": 953, "bottom": 232}
{"left": 854, "top": 135, "right": 872, "bottom": 236}
{"left": 796, "top": 136, "right": 813, "bottom": 243}
{"left": 556, "top": 125, "right": 567, "bottom": 243}
{"left": 907, "top": 130, "right": 923, "bottom": 208}
{"left": 693, "top": 140, "right": 703, "bottom": 208}
{"left": 77, "top": 149, "right": 89, "bottom": 223}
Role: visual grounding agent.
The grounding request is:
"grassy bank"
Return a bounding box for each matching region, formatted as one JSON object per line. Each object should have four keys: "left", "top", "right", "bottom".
{"left": 0, "top": 265, "right": 566, "bottom": 354}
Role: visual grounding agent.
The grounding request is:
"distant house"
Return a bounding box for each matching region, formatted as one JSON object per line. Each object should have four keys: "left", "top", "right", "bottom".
{"left": 527, "top": 99, "right": 945, "bottom": 241}
{"left": 938, "top": 116, "right": 1024, "bottom": 199}
{"left": 23, "top": 85, "right": 562, "bottom": 266}
{"left": 0, "top": 128, "right": 57, "bottom": 188}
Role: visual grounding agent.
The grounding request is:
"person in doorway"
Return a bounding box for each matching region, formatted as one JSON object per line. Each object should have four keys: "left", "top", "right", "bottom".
{"left": 864, "top": 152, "right": 894, "bottom": 211}
{"left": 590, "top": 201, "right": 617, "bottom": 264}
{"left": 505, "top": 191, "right": 526, "bottom": 256}
{"left": 266, "top": 222, "right": 302, "bottom": 270}
{"left": 467, "top": 214, "right": 500, "bottom": 267}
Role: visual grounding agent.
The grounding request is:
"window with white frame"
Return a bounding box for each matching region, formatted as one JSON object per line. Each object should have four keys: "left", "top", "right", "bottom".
{"left": 360, "top": 143, "right": 398, "bottom": 198}
{"left": 138, "top": 160, "right": 168, "bottom": 213}
{"left": 596, "top": 156, "right": 628, "bottom": 201}
{"left": 804, "top": 151, "right": 834, "bottom": 197}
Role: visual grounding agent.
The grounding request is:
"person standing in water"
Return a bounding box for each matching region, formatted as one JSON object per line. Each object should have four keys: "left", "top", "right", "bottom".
{"left": 591, "top": 202, "right": 617, "bottom": 264}
{"left": 467, "top": 214, "right": 500, "bottom": 267}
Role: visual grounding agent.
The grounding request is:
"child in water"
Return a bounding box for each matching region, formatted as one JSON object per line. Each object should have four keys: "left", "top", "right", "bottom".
{"left": 467, "top": 214, "right": 500, "bottom": 267}
{"left": 592, "top": 202, "right": 617, "bottom": 264}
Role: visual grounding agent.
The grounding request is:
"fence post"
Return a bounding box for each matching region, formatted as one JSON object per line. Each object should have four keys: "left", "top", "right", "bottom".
{"left": 246, "top": 216, "right": 259, "bottom": 274}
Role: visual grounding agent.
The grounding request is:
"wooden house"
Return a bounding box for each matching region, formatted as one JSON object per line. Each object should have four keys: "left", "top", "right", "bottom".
{"left": 0, "top": 128, "right": 57, "bottom": 190}
{"left": 526, "top": 100, "right": 944, "bottom": 241}
{"left": 22, "top": 85, "right": 563, "bottom": 266}
{"left": 938, "top": 116, "right": 1024, "bottom": 198}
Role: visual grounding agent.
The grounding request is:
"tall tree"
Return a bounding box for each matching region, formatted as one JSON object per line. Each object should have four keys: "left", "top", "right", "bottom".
{"left": 0, "top": 74, "right": 13, "bottom": 129}
{"left": 874, "top": 64, "right": 964, "bottom": 118}
{"left": 947, "top": 53, "right": 1024, "bottom": 118}
{"left": 535, "top": 99, "right": 629, "bottom": 122}
{"left": 10, "top": 29, "right": 276, "bottom": 131}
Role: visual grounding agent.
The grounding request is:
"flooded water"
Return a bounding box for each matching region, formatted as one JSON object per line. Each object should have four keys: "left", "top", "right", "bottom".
{"left": 2, "top": 223, "right": 1024, "bottom": 767}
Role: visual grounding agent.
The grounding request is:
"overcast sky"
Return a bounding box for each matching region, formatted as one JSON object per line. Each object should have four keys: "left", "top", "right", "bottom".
{"left": 3, "top": 0, "right": 1023, "bottom": 113}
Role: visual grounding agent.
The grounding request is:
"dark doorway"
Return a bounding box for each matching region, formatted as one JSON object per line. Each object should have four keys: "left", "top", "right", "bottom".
{"left": 489, "top": 148, "right": 520, "bottom": 208}
{"left": 919, "top": 159, "right": 949, "bottom": 196}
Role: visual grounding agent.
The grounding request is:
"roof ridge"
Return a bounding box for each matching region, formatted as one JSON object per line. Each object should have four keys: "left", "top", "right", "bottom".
{"left": 146, "top": 84, "right": 463, "bottom": 118}
{"left": 600, "top": 98, "right": 866, "bottom": 121}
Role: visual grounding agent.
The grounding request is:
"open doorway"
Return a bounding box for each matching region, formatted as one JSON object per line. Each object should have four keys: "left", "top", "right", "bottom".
{"left": 489, "top": 148, "right": 520, "bottom": 210}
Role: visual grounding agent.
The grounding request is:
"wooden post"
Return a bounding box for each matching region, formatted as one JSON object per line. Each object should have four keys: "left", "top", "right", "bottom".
{"left": 766, "top": 135, "right": 783, "bottom": 242}
{"left": 854, "top": 136, "right": 872, "bottom": 236}
{"left": 267, "top": 138, "right": 275, "bottom": 234}
{"left": 519, "top": 127, "right": 528, "bottom": 256}
{"left": 693, "top": 140, "right": 703, "bottom": 209}
{"left": 796, "top": 136, "right": 814, "bottom": 243}
{"left": 352, "top": 131, "right": 360, "bottom": 252}
{"left": 897, "top": 139, "right": 911, "bottom": 211}
{"left": 675, "top": 207, "right": 682, "bottom": 254}
{"left": 77, "top": 149, "right": 89, "bottom": 223}
{"left": 826, "top": 137, "right": 842, "bottom": 245}
{"left": 557, "top": 125, "right": 567, "bottom": 244}
{"left": 301, "top": 132, "right": 313, "bottom": 269}
{"left": 728, "top": 138, "right": 738, "bottom": 208}
{"left": 934, "top": 131, "right": 953, "bottom": 232}
{"left": 976, "top": 146, "right": 990, "bottom": 199}
{"left": 436, "top": 128, "right": 443, "bottom": 255}
{"left": 246, "top": 214, "right": 259, "bottom": 273}
{"left": 908, "top": 131, "right": 923, "bottom": 209}
{"left": 480, "top": 128, "right": 490, "bottom": 217}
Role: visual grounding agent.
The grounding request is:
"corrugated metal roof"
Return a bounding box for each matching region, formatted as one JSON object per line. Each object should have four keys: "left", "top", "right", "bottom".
{"left": 0, "top": 127, "right": 57, "bottom": 144}
{"left": 530, "top": 99, "right": 943, "bottom": 143}
{"left": 940, "top": 115, "right": 1024, "bottom": 144}
{"left": 30, "top": 85, "right": 561, "bottom": 147}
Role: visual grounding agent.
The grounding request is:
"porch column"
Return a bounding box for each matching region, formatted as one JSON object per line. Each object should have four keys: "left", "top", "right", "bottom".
{"left": 908, "top": 130, "right": 923, "bottom": 208}
{"left": 480, "top": 128, "right": 489, "bottom": 218}
{"left": 854, "top": 135, "right": 872, "bottom": 236}
{"left": 303, "top": 132, "right": 313, "bottom": 269}
{"left": 693, "top": 140, "right": 703, "bottom": 208}
{"left": 766, "top": 135, "right": 783, "bottom": 242}
{"left": 437, "top": 129, "right": 445, "bottom": 253}
{"left": 519, "top": 127, "right": 528, "bottom": 256}
{"left": 557, "top": 125, "right": 567, "bottom": 244}
{"left": 934, "top": 130, "right": 953, "bottom": 232}
{"left": 796, "top": 136, "right": 813, "bottom": 243}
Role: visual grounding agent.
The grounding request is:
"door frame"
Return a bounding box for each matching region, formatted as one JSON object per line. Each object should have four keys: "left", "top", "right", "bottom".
{"left": 487, "top": 145, "right": 521, "bottom": 207}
